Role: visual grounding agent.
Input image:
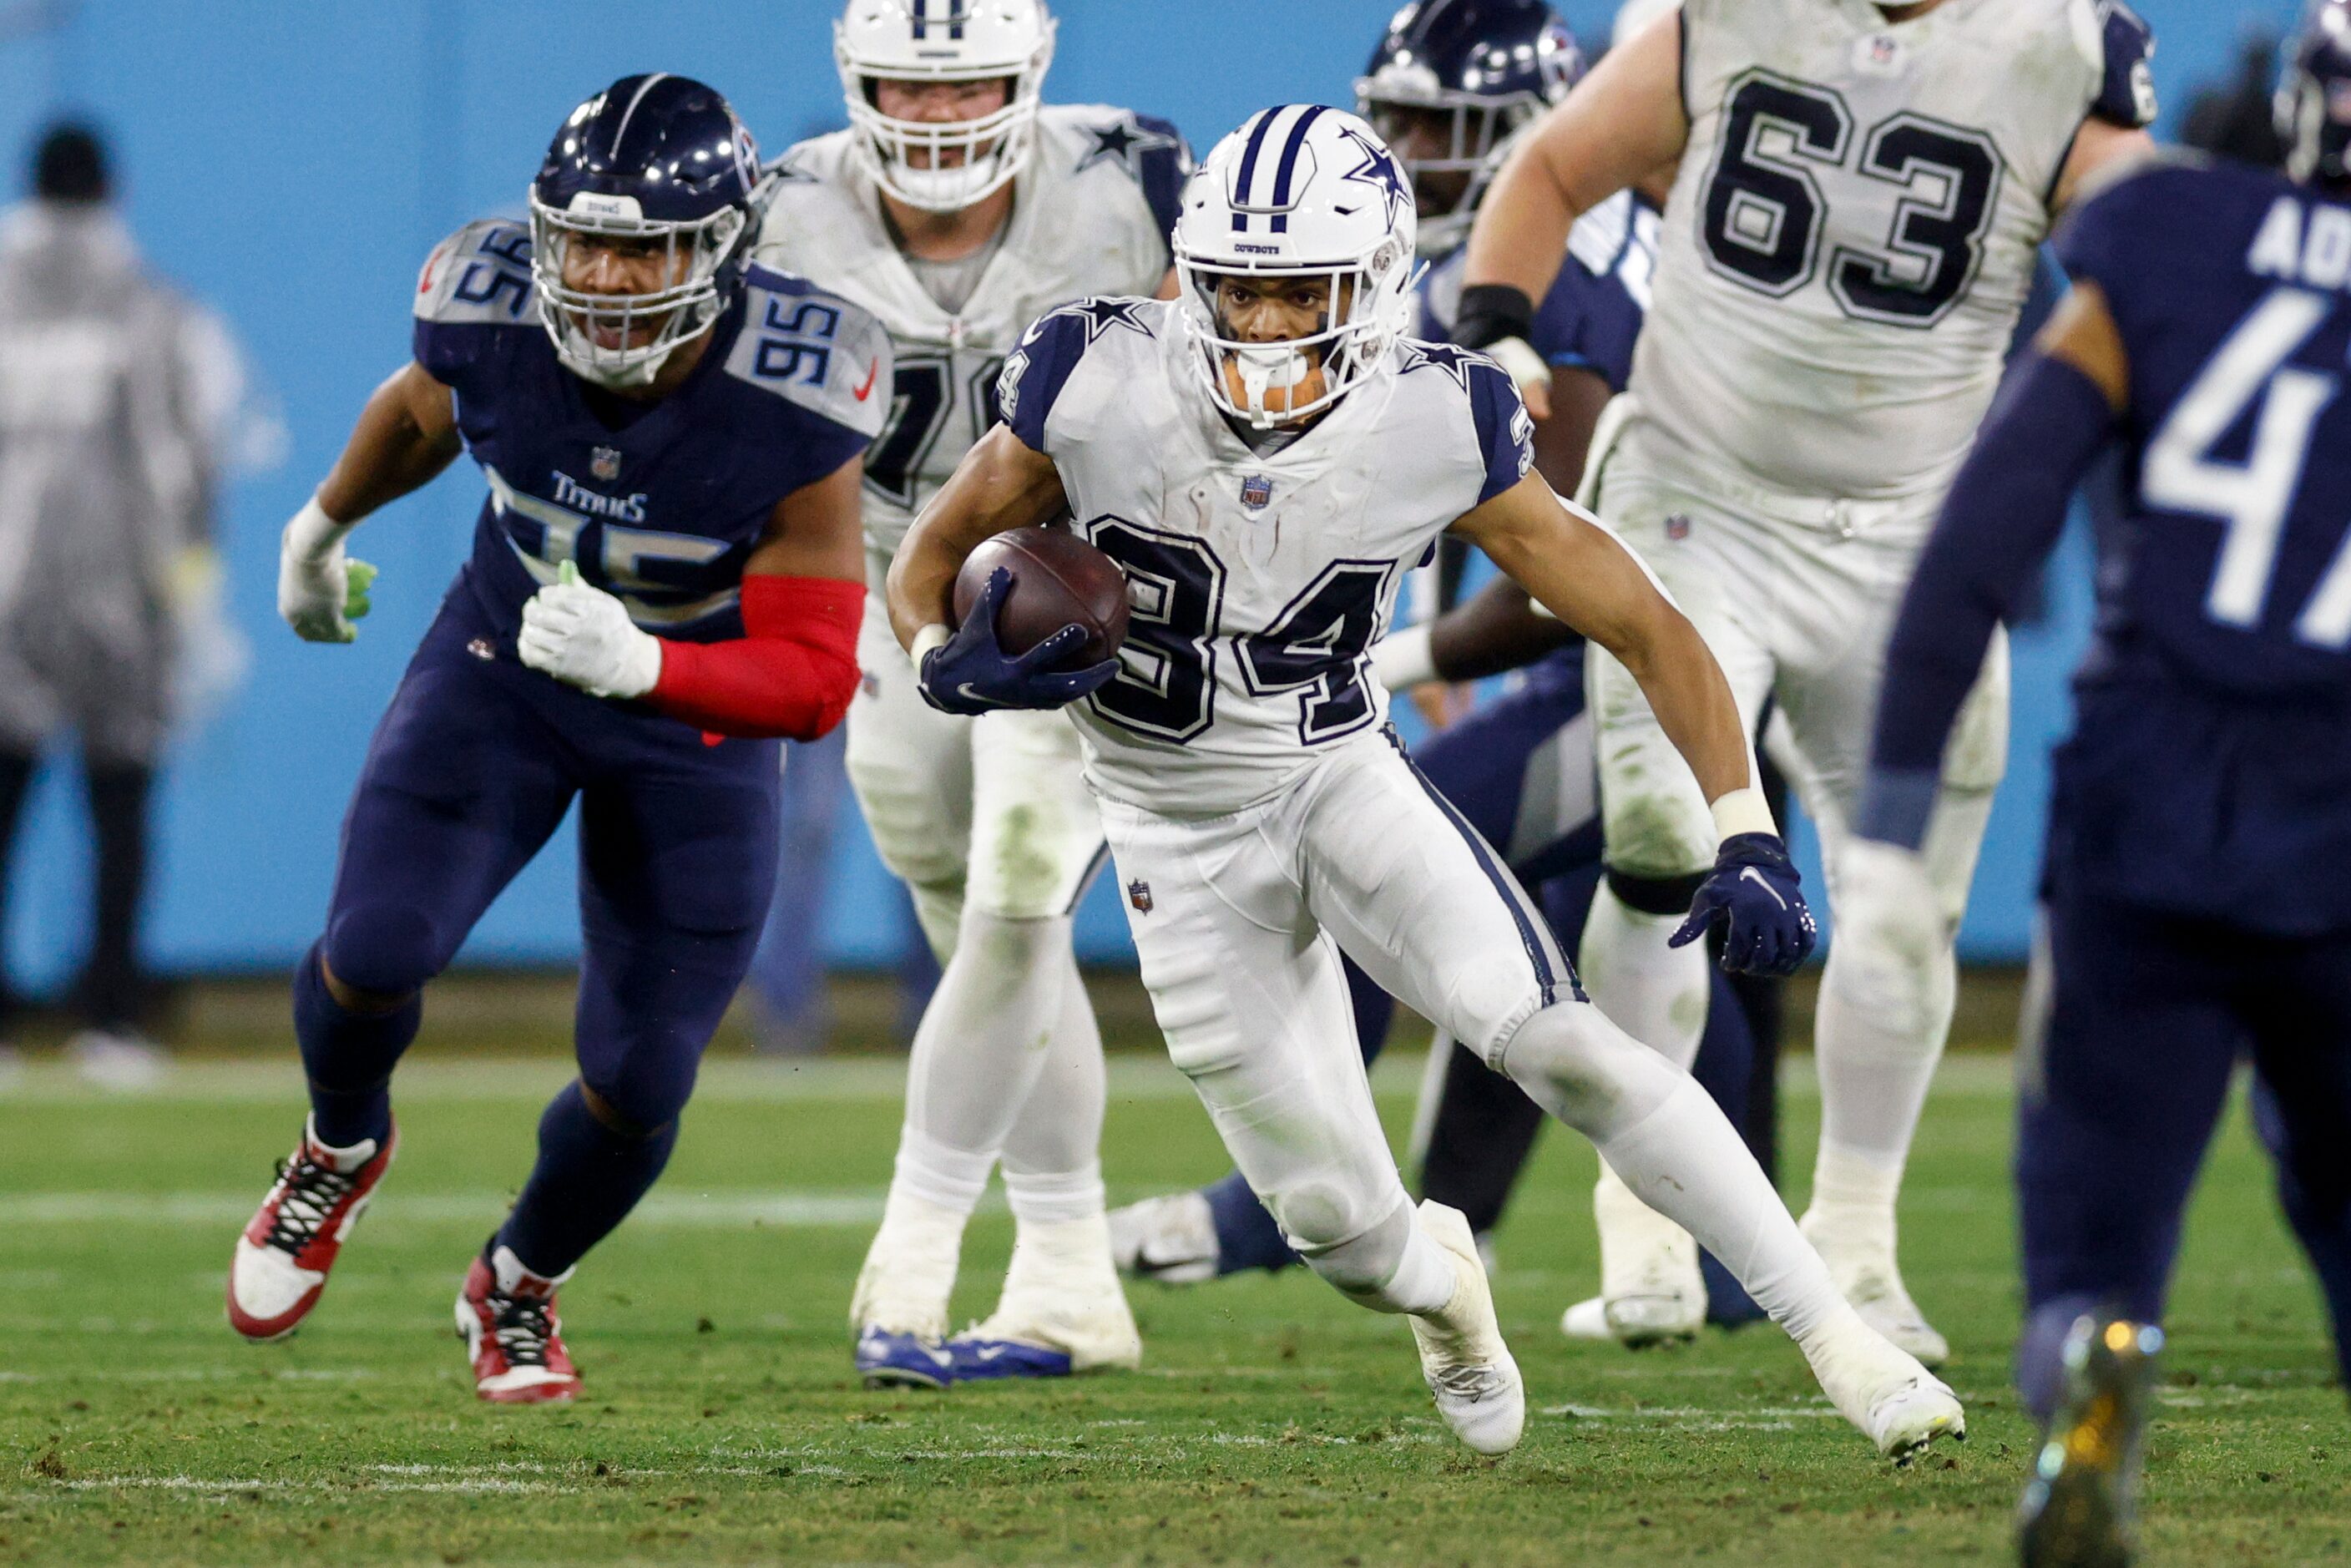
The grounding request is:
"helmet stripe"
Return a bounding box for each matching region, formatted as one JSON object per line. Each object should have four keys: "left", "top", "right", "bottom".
{"left": 608, "top": 72, "right": 672, "bottom": 165}
{"left": 1229, "top": 108, "right": 1282, "bottom": 232}
{"left": 1267, "top": 104, "right": 1328, "bottom": 235}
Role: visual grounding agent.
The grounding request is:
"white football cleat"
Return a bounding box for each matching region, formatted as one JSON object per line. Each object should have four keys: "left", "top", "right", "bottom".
{"left": 1108, "top": 1191, "right": 1220, "bottom": 1285}
{"left": 1801, "top": 1207, "right": 1950, "bottom": 1368}
{"left": 971, "top": 1214, "right": 1142, "bottom": 1372}
{"left": 1408, "top": 1201, "right": 1524, "bottom": 1457}
{"left": 1592, "top": 1165, "right": 1704, "bottom": 1347}
{"left": 1805, "top": 1312, "right": 1967, "bottom": 1464}
{"left": 1559, "top": 1296, "right": 1610, "bottom": 1340}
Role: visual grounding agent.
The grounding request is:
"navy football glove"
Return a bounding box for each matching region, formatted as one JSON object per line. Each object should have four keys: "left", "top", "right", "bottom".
{"left": 918, "top": 568, "right": 1119, "bottom": 717}
{"left": 1669, "top": 832, "right": 1818, "bottom": 977}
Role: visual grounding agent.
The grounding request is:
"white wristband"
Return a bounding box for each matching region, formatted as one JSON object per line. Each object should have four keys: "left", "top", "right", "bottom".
{"left": 909, "top": 623, "right": 952, "bottom": 665}
{"left": 1369, "top": 621, "right": 1439, "bottom": 691}
{"left": 1710, "top": 787, "right": 1779, "bottom": 843}
{"left": 1485, "top": 335, "right": 1554, "bottom": 396}
{"left": 286, "top": 495, "right": 356, "bottom": 563}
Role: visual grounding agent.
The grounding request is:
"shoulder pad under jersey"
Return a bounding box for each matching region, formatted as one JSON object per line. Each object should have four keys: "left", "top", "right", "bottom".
{"left": 725, "top": 266, "right": 894, "bottom": 441}
{"left": 414, "top": 218, "right": 537, "bottom": 329}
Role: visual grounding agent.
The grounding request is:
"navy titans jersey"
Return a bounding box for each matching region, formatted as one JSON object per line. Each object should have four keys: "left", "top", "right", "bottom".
{"left": 2050, "top": 157, "right": 2351, "bottom": 931}
{"left": 412, "top": 219, "right": 890, "bottom": 642}
{"left": 1418, "top": 190, "right": 1657, "bottom": 393}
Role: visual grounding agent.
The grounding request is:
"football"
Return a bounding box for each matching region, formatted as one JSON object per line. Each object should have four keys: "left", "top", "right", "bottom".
{"left": 952, "top": 526, "right": 1132, "bottom": 665}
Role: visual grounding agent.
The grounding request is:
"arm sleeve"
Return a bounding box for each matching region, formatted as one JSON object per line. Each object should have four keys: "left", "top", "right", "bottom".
{"left": 1465, "top": 358, "right": 1538, "bottom": 505}
{"left": 1860, "top": 352, "right": 2117, "bottom": 845}
{"left": 998, "top": 306, "right": 1096, "bottom": 453}
{"left": 645, "top": 573, "right": 864, "bottom": 741}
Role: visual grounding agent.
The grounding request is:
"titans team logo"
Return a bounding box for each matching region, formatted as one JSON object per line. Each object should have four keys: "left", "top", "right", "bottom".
{"left": 1127, "top": 880, "right": 1154, "bottom": 914}
{"left": 591, "top": 447, "right": 623, "bottom": 482}
{"left": 1240, "top": 474, "right": 1274, "bottom": 513}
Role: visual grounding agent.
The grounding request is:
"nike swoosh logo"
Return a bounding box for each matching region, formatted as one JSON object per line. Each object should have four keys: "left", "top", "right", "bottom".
{"left": 852, "top": 358, "right": 880, "bottom": 401}
{"left": 954, "top": 683, "right": 1008, "bottom": 708}
{"left": 1740, "top": 867, "right": 1789, "bottom": 911}
{"left": 973, "top": 1345, "right": 1008, "bottom": 1362}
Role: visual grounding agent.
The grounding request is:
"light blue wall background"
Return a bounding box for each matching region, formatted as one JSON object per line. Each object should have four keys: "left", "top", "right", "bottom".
{"left": 0, "top": 0, "right": 2303, "bottom": 987}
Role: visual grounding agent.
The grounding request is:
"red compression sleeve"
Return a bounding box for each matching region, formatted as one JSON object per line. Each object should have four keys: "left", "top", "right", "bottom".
{"left": 645, "top": 574, "right": 864, "bottom": 741}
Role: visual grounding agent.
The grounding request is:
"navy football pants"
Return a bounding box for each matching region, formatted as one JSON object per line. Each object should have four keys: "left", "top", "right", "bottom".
{"left": 2017, "top": 874, "right": 2351, "bottom": 1415}
{"left": 306, "top": 586, "right": 779, "bottom": 1271}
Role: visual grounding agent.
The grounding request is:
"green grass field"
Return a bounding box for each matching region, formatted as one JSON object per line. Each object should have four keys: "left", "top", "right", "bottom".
{"left": 0, "top": 978, "right": 2343, "bottom": 1566}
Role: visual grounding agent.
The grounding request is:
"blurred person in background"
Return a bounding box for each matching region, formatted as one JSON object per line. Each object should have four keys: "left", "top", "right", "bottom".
{"left": 0, "top": 120, "right": 255, "bottom": 1092}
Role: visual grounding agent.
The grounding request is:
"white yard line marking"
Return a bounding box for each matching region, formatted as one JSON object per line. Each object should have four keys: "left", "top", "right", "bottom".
{"left": 0, "top": 1050, "right": 2021, "bottom": 1105}
{"left": 0, "top": 1188, "right": 913, "bottom": 1228}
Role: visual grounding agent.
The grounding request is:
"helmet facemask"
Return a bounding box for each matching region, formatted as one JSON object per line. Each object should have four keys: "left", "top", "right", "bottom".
{"left": 528, "top": 193, "right": 749, "bottom": 387}
{"left": 1358, "top": 84, "right": 1544, "bottom": 256}
{"left": 836, "top": 18, "right": 1055, "bottom": 212}
{"left": 1178, "top": 240, "right": 1415, "bottom": 429}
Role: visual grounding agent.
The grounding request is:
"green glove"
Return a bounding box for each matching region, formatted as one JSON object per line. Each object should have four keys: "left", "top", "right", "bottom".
{"left": 344, "top": 559, "right": 378, "bottom": 627}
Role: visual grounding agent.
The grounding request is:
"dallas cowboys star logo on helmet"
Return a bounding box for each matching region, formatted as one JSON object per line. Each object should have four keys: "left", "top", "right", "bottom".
{"left": 1337, "top": 124, "right": 1411, "bottom": 229}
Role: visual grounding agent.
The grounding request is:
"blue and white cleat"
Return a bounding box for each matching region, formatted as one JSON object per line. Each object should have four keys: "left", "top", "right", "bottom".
{"left": 940, "top": 1333, "right": 1076, "bottom": 1381}
{"left": 854, "top": 1326, "right": 957, "bottom": 1390}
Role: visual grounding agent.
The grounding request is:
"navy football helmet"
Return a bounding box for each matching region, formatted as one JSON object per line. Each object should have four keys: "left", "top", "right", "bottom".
{"left": 1356, "top": 0, "right": 1584, "bottom": 253}
{"left": 2281, "top": 0, "right": 2351, "bottom": 189}
{"left": 528, "top": 73, "right": 764, "bottom": 387}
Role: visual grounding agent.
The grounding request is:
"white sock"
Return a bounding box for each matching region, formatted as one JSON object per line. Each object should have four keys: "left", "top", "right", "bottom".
{"left": 889, "top": 1125, "right": 993, "bottom": 1216}
{"left": 901, "top": 909, "right": 1075, "bottom": 1172}
{"left": 1577, "top": 882, "right": 1709, "bottom": 1069}
{"left": 1804, "top": 1141, "right": 1905, "bottom": 1252}
{"left": 1812, "top": 932, "right": 1955, "bottom": 1198}
{"left": 1501, "top": 1004, "right": 1847, "bottom": 1352}
{"left": 1003, "top": 1162, "right": 1107, "bottom": 1229}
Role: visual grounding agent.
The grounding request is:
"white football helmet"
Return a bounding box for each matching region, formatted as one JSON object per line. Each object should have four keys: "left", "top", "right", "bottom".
{"left": 1173, "top": 105, "right": 1419, "bottom": 428}
{"left": 835, "top": 0, "right": 1056, "bottom": 213}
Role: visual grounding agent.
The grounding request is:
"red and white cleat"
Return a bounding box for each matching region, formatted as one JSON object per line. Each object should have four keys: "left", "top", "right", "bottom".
{"left": 227, "top": 1116, "right": 397, "bottom": 1342}
{"left": 456, "top": 1246, "right": 581, "bottom": 1404}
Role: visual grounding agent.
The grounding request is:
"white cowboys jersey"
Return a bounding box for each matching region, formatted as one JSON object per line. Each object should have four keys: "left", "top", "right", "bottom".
{"left": 755, "top": 105, "right": 1188, "bottom": 560}
{"left": 998, "top": 297, "right": 1535, "bottom": 816}
{"left": 1627, "top": 0, "right": 2156, "bottom": 502}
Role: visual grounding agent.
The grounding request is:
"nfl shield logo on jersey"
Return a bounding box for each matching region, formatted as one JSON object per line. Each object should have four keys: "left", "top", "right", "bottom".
{"left": 591, "top": 447, "right": 623, "bottom": 482}
{"left": 1127, "top": 880, "right": 1154, "bottom": 914}
{"left": 1240, "top": 474, "right": 1275, "bottom": 513}
{"left": 1666, "top": 513, "right": 1692, "bottom": 541}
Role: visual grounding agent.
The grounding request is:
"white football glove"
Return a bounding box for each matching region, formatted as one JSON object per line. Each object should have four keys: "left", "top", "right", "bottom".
{"left": 1831, "top": 837, "right": 1949, "bottom": 1041}
{"left": 278, "top": 497, "right": 375, "bottom": 644}
{"left": 518, "top": 561, "right": 661, "bottom": 699}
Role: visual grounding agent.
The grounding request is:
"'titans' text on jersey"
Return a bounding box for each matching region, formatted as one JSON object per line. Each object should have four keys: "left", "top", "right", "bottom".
{"left": 415, "top": 219, "right": 889, "bottom": 640}
{"left": 756, "top": 107, "right": 1186, "bottom": 560}
{"left": 999, "top": 296, "right": 1533, "bottom": 814}
{"left": 1633, "top": 0, "right": 2154, "bottom": 501}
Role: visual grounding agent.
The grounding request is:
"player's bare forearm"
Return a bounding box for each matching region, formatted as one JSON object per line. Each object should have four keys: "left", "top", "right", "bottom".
{"left": 746, "top": 455, "right": 867, "bottom": 583}
{"left": 1454, "top": 474, "right": 1751, "bottom": 802}
{"left": 315, "top": 362, "right": 463, "bottom": 524}
{"left": 887, "top": 424, "right": 1068, "bottom": 651}
{"left": 1461, "top": 10, "right": 1688, "bottom": 301}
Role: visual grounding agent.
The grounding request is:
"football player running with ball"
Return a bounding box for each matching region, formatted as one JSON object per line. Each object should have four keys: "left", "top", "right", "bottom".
{"left": 226, "top": 77, "right": 887, "bottom": 1402}
{"left": 889, "top": 106, "right": 1960, "bottom": 1461}
{"left": 1455, "top": 0, "right": 2157, "bottom": 1359}
{"left": 756, "top": 0, "right": 1189, "bottom": 1388}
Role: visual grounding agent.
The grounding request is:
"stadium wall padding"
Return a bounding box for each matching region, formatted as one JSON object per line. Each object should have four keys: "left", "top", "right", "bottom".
{"left": 0, "top": 0, "right": 2298, "bottom": 985}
